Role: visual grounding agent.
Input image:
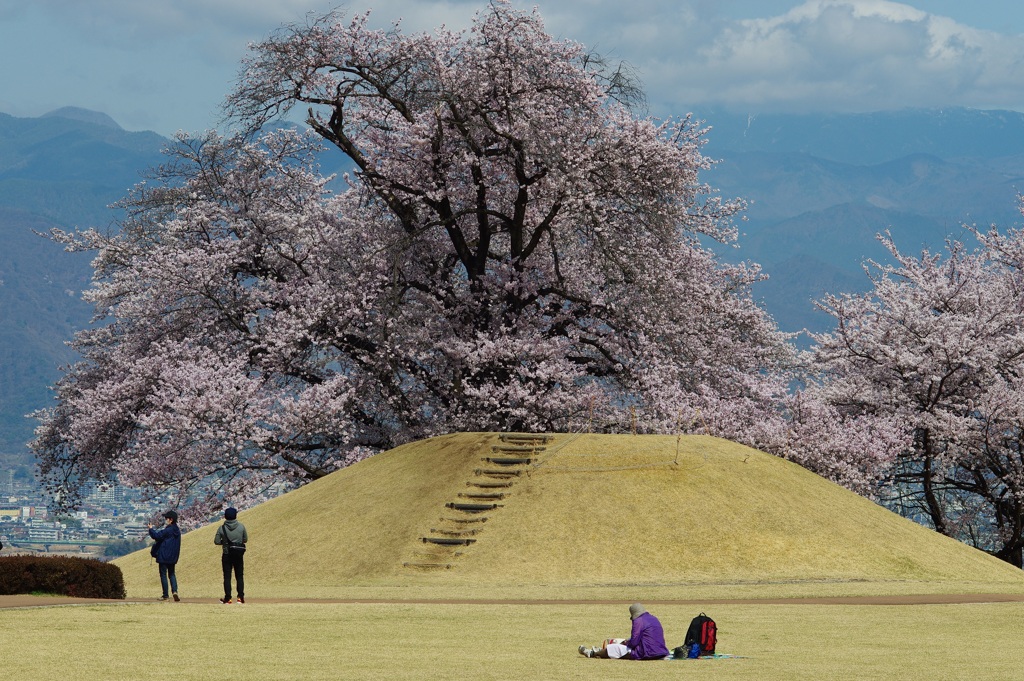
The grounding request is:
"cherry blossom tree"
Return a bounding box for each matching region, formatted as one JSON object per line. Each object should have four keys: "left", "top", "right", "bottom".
{"left": 32, "top": 2, "right": 791, "bottom": 518}
{"left": 787, "top": 226, "right": 1024, "bottom": 566}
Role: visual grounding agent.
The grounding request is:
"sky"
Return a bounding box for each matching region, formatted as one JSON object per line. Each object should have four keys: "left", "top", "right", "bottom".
{"left": 1, "top": 0, "right": 1023, "bottom": 137}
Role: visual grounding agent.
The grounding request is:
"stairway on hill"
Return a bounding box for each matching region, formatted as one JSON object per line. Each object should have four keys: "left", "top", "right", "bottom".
{"left": 402, "top": 433, "right": 553, "bottom": 571}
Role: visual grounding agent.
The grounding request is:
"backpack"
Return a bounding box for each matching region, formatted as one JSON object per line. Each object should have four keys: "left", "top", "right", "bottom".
{"left": 682, "top": 612, "right": 717, "bottom": 656}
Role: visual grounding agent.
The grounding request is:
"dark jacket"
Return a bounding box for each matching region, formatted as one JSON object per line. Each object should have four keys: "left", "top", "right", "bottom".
{"left": 214, "top": 519, "right": 248, "bottom": 555}
{"left": 148, "top": 523, "right": 181, "bottom": 565}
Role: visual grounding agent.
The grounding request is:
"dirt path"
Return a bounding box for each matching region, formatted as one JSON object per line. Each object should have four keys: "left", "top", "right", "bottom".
{"left": 5, "top": 593, "right": 1024, "bottom": 609}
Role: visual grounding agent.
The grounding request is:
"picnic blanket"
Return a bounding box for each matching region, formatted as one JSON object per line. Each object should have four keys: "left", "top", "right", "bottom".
{"left": 665, "top": 652, "right": 748, "bottom": 660}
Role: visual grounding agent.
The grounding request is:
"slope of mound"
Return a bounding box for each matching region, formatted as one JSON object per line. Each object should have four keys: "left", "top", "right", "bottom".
{"left": 116, "top": 433, "right": 1024, "bottom": 599}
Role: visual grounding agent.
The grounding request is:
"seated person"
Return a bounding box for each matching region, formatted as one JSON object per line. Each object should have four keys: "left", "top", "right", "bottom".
{"left": 578, "top": 603, "right": 670, "bottom": 659}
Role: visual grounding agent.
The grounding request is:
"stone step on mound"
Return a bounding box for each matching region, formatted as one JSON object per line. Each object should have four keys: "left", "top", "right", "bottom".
{"left": 458, "top": 492, "right": 506, "bottom": 501}
{"left": 445, "top": 502, "right": 502, "bottom": 512}
{"left": 491, "top": 445, "right": 547, "bottom": 454}
{"left": 422, "top": 536, "right": 477, "bottom": 546}
{"left": 499, "top": 433, "right": 553, "bottom": 444}
{"left": 474, "top": 468, "right": 521, "bottom": 479}
{"left": 399, "top": 561, "right": 452, "bottom": 569}
{"left": 483, "top": 457, "right": 534, "bottom": 465}
{"left": 467, "top": 480, "right": 514, "bottom": 489}
{"left": 442, "top": 516, "right": 489, "bottom": 524}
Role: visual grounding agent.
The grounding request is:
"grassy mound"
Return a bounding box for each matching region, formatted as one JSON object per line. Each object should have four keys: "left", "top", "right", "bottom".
{"left": 116, "top": 433, "right": 1024, "bottom": 599}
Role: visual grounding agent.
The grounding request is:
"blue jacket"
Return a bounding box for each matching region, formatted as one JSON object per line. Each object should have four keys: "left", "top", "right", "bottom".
{"left": 148, "top": 523, "right": 181, "bottom": 565}
{"left": 624, "top": 612, "right": 669, "bottom": 660}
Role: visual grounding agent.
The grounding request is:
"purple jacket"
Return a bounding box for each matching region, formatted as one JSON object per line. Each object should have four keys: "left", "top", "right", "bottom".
{"left": 624, "top": 612, "right": 669, "bottom": 660}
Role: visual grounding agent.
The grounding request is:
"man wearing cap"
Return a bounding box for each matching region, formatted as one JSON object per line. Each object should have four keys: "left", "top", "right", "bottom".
{"left": 214, "top": 507, "right": 248, "bottom": 604}
{"left": 148, "top": 510, "right": 182, "bottom": 601}
{"left": 578, "top": 603, "right": 669, "bottom": 659}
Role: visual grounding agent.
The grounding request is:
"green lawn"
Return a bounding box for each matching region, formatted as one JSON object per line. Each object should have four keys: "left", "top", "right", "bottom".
{"left": 3, "top": 600, "right": 1021, "bottom": 680}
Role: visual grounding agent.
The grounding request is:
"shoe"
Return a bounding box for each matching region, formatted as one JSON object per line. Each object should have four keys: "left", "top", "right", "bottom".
{"left": 172, "top": 593, "right": 180, "bottom": 602}
{"left": 220, "top": 597, "right": 233, "bottom": 604}
{"left": 237, "top": 597, "right": 245, "bottom": 604}
{"left": 578, "top": 645, "right": 593, "bottom": 658}
{"left": 160, "top": 596, "right": 169, "bottom": 601}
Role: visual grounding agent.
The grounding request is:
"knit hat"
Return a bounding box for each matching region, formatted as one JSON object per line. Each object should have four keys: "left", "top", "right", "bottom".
{"left": 224, "top": 507, "right": 237, "bottom": 520}
{"left": 629, "top": 603, "right": 647, "bottom": 620}
{"left": 163, "top": 510, "right": 178, "bottom": 522}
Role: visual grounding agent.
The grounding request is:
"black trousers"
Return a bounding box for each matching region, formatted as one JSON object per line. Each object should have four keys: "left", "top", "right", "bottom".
{"left": 222, "top": 552, "right": 245, "bottom": 599}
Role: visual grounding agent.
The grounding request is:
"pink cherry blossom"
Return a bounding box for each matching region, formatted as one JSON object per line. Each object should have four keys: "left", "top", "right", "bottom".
{"left": 783, "top": 219, "right": 1024, "bottom": 566}
{"left": 32, "top": 3, "right": 791, "bottom": 521}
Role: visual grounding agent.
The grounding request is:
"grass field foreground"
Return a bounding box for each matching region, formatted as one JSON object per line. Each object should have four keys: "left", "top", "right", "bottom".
{"left": 2, "top": 600, "right": 1021, "bottom": 681}
{"left": 98, "top": 433, "right": 1024, "bottom": 679}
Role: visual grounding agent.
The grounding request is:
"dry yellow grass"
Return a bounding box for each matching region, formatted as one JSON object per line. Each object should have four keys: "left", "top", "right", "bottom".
{"left": 4, "top": 600, "right": 1024, "bottom": 681}
{"left": 42, "top": 433, "right": 1024, "bottom": 680}
{"left": 116, "top": 433, "right": 1024, "bottom": 600}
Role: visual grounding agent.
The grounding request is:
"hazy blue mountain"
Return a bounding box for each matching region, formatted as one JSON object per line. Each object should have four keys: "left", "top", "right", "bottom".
{"left": 751, "top": 253, "right": 866, "bottom": 335}
{"left": 699, "top": 109, "right": 1024, "bottom": 334}
{"left": 708, "top": 151, "right": 1023, "bottom": 227}
{"left": 698, "top": 108, "right": 1024, "bottom": 165}
{"left": 40, "top": 106, "right": 124, "bottom": 130}
{"left": 0, "top": 110, "right": 166, "bottom": 465}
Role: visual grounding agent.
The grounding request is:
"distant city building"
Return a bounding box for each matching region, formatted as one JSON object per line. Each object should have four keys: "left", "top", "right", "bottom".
{"left": 88, "top": 483, "right": 126, "bottom": 504}
{"left": 123, "top": 524, "right": 149, "bottom": 540}
{"left": 27, "top": 524, "right": 62, "bottom": 542}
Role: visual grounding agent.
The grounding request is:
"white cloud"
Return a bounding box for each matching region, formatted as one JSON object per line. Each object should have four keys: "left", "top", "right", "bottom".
{"left": 3, "top": 0, "right": 1024, "bottom": 135}
{"left": 632, "top": 0, "right": 1024, "bottom": 114}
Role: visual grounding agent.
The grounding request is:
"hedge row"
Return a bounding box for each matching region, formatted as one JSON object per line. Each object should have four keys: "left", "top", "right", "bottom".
{"left": 0, "top": 555, "right": 126, "bottom": 599}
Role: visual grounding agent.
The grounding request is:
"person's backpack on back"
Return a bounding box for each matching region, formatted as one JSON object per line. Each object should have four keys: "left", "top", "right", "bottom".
{"left": 682, "top": 612, "right": 717, "bottom": 657}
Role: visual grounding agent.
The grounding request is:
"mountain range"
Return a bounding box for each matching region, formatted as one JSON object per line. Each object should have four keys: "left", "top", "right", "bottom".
{"left": 2, "top": 105, "right": 1023, "bottom": 464}
{"left": 0, "top": 108, "right": 165, "bottom": 466}
{"left": 700, "top": 108, "right": 1024, "bottom": 333}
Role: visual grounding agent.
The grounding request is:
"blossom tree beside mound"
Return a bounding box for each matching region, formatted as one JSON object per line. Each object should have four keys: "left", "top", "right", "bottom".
{"left": 785, "top": 225, "right": 1024, "bottom": 566}
{"left": 32, "top": 2, "right": 791, "bottom": 518}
